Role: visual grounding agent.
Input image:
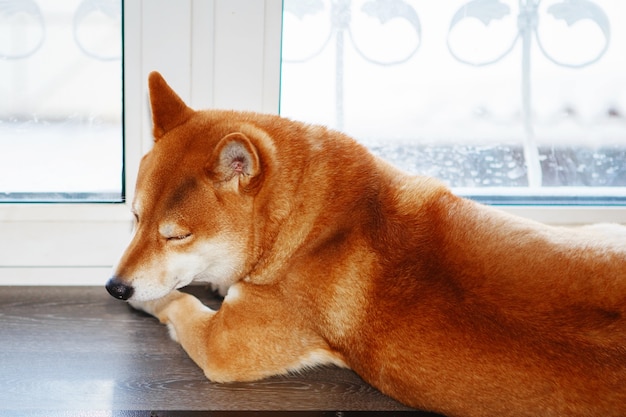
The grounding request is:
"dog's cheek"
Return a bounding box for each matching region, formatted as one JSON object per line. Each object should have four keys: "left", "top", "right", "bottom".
{"left": 182, "top": 239, "right": 246, "bottom": 287}
{"left": 164, "top": 250, "right": 207, "bottom": 286}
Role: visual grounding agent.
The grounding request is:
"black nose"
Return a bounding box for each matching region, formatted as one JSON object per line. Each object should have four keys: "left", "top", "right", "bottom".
{"left": 106, "top": 277, "right": 134, "bottom": 300}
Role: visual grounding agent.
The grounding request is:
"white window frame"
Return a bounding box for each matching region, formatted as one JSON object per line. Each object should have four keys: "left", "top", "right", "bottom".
{"left": 0, "top": 0, "right": 623, "bottom": 285}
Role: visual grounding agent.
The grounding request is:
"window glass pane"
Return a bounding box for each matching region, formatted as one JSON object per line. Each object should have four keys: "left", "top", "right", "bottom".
{"left": 0, "top": 0, "right": 123, "bottom": 202}
{"left": 280, "top": 0, "right": 626, "bottom": 204}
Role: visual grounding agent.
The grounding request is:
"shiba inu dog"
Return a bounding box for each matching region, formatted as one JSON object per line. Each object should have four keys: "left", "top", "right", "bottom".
{"left": 106, "top": 71, "right": 626, "bottom": 417}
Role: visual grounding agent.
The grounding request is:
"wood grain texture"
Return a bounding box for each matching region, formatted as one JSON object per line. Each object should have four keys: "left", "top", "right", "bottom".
{"left": 0, "top": 286, "right": 438, "bottom": 416}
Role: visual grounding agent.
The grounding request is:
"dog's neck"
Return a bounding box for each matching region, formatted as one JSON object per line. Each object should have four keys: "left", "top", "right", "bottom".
{"left": 241, "top": 130, "right": 381, "bottom": 285}
{"left": 241, "top": 134, "right": 450, "bottom": 288}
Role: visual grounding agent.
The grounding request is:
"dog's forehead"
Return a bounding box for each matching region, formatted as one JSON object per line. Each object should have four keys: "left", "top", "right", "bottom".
{"left": 134, "top": 148, "right": 206, "bottom": 215}
{"left": 164, "top": 177, "right": 200, "bottom": 210}
{"left": 140, "top": 121, "right": 212, "bottom": 174}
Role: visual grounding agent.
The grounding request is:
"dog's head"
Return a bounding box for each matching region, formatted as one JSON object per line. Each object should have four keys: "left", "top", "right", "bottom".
{"left": 106, "top": 72, "right": 268, "bottom": 301}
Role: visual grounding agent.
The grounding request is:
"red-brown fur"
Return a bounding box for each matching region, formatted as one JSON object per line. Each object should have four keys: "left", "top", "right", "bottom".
{"left": 107, "top": 72, "right": 626, "bottom": 417}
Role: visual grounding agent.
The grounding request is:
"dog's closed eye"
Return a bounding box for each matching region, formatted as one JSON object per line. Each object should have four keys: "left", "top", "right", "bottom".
{"left": 167, "top": 233, "right": 192, "bottom": 241}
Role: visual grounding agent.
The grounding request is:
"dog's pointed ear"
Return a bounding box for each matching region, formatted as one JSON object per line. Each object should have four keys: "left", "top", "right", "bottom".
{"left": 148, "top": 71, "right": 194, "bottom": 141}
{"left": 207, "top": 133, "right": 262, "bottom": 192}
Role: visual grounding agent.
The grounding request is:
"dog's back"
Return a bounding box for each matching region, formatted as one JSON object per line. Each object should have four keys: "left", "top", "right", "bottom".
{"left": 330, "top": 170, "right": 626, "bottom": 416}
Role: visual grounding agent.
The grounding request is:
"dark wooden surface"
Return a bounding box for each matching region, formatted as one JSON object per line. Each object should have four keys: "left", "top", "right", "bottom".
{"left": 0, "top": 286, "right": 439, "bottom": 417}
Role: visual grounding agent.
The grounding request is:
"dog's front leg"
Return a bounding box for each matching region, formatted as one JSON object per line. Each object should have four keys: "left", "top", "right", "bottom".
{"left": 129, "top": 288, "right": 345, "bottom": 383}
{"left": 129, "top": 290, "right": 213, "bottom": 343}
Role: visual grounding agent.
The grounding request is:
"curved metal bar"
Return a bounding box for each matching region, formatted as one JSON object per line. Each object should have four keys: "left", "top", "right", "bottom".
{"left": 446, "top": 33, "right": 520, "bottom": 67}
{"left": 534, "top": 0, "right": 610, "bottom": 68}
{"left": 282, "top": 30, "right": 336, "bottom": 64}
{"left": 534, "top": 32, "right": 609, "bottom": 68}
{"left": 282, "top": 0, "right": 336, "bottom": 64}
{"left": 0, "top": 0, "right": 46, "bottom": 60}
{"left": 73, "top": 0, "right": 121, "bottom": 61}
{"left": 348, "top": 26, "right": 421, "bottom": 66}
{"left": 446, "top": 0, "right": 519, "bottom": 67}
{"left": 349, "top": 0, "right": 422, "bottom": 66}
